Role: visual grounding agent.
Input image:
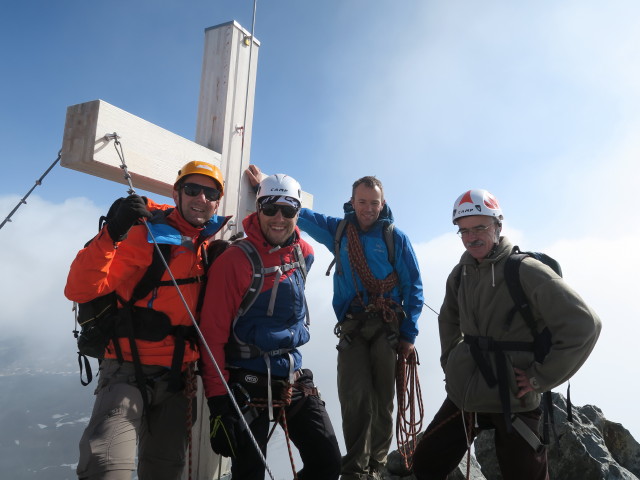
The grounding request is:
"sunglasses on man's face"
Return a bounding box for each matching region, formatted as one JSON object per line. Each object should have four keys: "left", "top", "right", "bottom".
{"left": 182, "top": 183, "right": 221, "bottom": 201}
{"left": 259, "top": 203, "right": 300, "bottom": 219}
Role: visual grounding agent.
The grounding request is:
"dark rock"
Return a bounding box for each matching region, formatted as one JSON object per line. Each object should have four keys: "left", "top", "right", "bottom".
{"left": 474, "top": 393, "right": 640, "bottom": 480}
{"left": 386, "top": 393, "right": 640, "bottom": 480}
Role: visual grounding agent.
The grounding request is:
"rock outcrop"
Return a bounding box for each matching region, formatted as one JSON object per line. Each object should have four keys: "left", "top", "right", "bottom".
{"left": 383, "top": 393, "right": 640, "bottom": 480}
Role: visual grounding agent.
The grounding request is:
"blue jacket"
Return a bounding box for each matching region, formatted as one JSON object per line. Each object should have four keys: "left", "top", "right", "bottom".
{"left": 297, "top": 203, "right": 422, "bottom": 343}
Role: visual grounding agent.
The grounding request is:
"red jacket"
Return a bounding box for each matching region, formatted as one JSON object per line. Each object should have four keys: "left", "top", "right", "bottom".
{"left": 199, "top": 212, "right": 313, "bottom": 397}
{"left": 65, "top": 200, "right": 228, "bottom": 368}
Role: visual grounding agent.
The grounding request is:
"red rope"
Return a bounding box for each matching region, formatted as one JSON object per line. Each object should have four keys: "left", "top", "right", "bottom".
{"left": 395, "top": 349, "right": 424, "bottom": 470}
{"left": 184, "top": 363, "right": 198, "bottom": 480}
{"left": 346, "top": 223, "right": 400, "bottom": 322}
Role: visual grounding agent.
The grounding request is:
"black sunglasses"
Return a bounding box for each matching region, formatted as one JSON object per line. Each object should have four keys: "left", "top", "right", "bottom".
{"left": 182, "top": 183, "right": 221, "bottom": 201}
{"left": 259, "top": 204, "right": 299, "bottom": 218}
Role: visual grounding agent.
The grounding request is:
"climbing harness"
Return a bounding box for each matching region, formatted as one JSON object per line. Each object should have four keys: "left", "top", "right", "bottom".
{"left": 395, "top": 349, "right": 424, "bottom": 470}
{"left": 234, "top": 369, "right": 321, "bottom": 480}
{"left": 0, "top": 150, "right": 61, "bottom": 232}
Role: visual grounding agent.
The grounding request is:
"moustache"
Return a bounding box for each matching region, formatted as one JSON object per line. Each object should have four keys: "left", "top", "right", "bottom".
{"left": 467, "top": 240, "right": 484, "bottom": 248}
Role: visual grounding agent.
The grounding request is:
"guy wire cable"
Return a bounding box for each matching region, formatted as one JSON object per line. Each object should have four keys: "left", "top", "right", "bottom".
{"left": 424, "top": 301, "right": 439, "bottom": 316}
{"left": 106, "top": 133, "right": 276, "bottom": 480}
{"left": 0, "top": 150, "right": 61, "bottom": 231}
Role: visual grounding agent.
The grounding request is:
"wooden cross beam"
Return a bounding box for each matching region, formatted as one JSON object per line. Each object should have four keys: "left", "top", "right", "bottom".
{"left": 60, "top": 21, "right": 273, "bottom": 238}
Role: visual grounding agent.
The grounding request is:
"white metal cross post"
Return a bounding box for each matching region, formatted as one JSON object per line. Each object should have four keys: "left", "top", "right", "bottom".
{"left": 59, "top": 21, "right": 266, "bottom": 479}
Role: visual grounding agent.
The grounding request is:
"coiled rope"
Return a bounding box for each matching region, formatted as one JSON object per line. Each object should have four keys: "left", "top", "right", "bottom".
{"left": 346, "top": 222, "right": 400, "bottom": 321}
{"left": 395, "top": 349, "right": 424, "bottom": 469}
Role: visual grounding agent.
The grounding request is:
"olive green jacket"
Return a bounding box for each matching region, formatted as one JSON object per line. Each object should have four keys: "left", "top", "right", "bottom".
{"left": 439, "top": 237, "right": 601, "bottom": 413}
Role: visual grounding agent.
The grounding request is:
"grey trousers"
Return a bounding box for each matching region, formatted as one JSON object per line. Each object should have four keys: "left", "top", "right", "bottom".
{"left": 337, "top": 313, "right": 398, "bottom": 478}
{"left": 77, "top": 359, "right": 194, "bottom": 480}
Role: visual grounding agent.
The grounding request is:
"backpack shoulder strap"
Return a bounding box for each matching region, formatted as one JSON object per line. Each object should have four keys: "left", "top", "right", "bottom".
{"left": 383, "top": 223, "right": 396, "bottom": 267}
{"left": 129, "top": 243, "right": 172, "bottom": 304}
{"left": 504, "top": 245, "right": 538, "bottom": 335}
{"left": 233, "top": 239, "right": 265, "bottom": 316}
{"left": 326, "top": 218, "right": 348, "bottom": 276}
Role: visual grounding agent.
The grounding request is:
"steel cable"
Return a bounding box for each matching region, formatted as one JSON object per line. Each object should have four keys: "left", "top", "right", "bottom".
{"left": 0, "top": 150, "right": 61, "bottom": 231}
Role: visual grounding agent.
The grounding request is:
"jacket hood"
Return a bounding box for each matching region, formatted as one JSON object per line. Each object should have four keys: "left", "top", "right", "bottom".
{"left": 342, "top": 200, "right": 394, "bottom": 230}
{"left": 242, "top": 212, "right": 301, "bottom": 253}
{"left": 459, "top": 236, "right": 512, "bottom": 268}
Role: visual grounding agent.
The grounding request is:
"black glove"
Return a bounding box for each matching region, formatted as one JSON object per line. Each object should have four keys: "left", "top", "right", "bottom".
{"left": 208, "top": 395, "right": 240, "bottom": 458}
{"left": 106, "top": 194, "right": 152, "bottom": 242}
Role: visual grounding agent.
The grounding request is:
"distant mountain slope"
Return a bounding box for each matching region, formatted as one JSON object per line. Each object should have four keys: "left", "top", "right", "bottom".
{"left": 0, "top": 372, "right": 94, "bottom": 480}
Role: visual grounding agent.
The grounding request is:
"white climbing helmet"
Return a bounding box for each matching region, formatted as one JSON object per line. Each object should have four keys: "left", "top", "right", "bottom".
{"left": 256, "top": 174, "right": 302, "bottom": 206}
{"left": 452, "top": 189, "right": 503, "bottom": 224}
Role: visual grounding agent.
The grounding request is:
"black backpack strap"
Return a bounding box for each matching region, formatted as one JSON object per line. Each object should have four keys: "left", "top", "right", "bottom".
{"left": 504, "top": 246, "right": 537, "bottom": 335}
{"left": 234, "top": 240, "right": 265, "bottom": 316}
{"left": 119, "top": 243, "right": 172, "bottom": 428}
{"left": 78, "top": 353, "right": 93, "bottom": 386}
{"left": 383, "top": 223, "right": 395, "bottom": 267}
{"left": 326, "top": 219, "right": 348, "bottom": 276}
{"left": 129, "top": 244, "right": 172, "bottom": 302}
{"left": 464, "top": 334, "right": 537, "bottom": 434}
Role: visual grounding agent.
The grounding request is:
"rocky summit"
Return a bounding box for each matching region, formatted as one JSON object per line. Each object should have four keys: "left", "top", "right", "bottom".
{"left": 383, "top": 393, "right": 640, "bottom": 480}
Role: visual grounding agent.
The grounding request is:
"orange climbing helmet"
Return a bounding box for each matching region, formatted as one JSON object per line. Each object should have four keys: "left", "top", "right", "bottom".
{"left": 174, "top": 161, "right": 225, "bottom": 196}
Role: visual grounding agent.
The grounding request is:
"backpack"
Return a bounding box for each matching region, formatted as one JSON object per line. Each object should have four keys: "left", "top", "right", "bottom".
{"left": 72, "top": 198, "right": 203, "bottom": 386}
{"left": 503, "top": 245, "right": 570, "bottom": 445}
{"left": 73, "top": 242, "right": 172, "bottom": 384}
{"left": 325, "top": 218, "right": 395, "bottom": 276}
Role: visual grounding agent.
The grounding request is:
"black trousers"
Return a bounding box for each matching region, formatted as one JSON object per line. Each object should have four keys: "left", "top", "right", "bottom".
{"left": 230, "top": 369, "right": 341, "bottom": 480}
{"left": 412, "top": 397, "right": 549, "bottom": 480}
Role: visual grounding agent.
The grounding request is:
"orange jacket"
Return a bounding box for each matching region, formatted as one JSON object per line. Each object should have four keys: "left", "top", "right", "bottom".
{"left": 65, "top": 201, "right": 229, "bottom": 368}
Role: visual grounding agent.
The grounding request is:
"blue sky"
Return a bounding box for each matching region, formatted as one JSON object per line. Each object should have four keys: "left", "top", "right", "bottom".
{"left": 2, "top": 1, "right": 640, "bottom": 475}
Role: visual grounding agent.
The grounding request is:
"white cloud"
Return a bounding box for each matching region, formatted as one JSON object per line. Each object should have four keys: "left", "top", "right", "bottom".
{"left": 0, "top": 195, "right": 100, "bottom": 371}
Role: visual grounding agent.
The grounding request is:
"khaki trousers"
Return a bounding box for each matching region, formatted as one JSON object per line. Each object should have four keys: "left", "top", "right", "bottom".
{"left": 337, "top": 313, "right": 398, "bottom": 478}
{"left": 77, "top": 359, "right": 194, "bottom": 480}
